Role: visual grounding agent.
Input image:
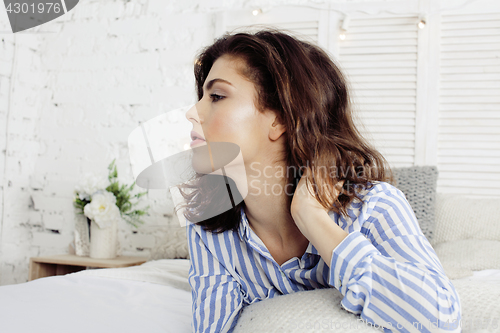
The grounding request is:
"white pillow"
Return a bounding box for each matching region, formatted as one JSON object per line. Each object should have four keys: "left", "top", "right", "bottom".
{"left": 432, "top": 193, "right": 500, "bottom": 246}
{"left": 434, "top": 239, "right": 500, "bottom": 279}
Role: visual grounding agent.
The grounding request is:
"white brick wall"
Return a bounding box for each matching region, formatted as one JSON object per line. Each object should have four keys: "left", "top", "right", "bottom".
{"left": 0, "top": 0, "right": 204, "bottom": 285}
{"left": 0, "top": 0, "right": 398, "bottom": 285}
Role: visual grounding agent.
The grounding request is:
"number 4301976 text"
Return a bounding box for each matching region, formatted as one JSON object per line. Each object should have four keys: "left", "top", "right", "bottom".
{"left": 6, "top": 2, "right": 62, "bottom": 14}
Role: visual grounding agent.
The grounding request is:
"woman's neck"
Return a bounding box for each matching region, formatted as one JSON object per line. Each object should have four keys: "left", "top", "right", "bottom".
{"left": 242, "top": 167, "right": 308, "bottom": 252}
{"left": 243, "top": 196, "right": 309, "bottom": 265}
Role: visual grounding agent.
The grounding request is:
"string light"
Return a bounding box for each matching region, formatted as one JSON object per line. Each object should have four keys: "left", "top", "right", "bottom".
{"left": 251, "top": 7, "right": 271, "bottom": 16}
{"left": 339, "top": 15, "right": 350, "bottom": 40}
{"left": 418, "top": 15, "right": 427, "bottom": 29}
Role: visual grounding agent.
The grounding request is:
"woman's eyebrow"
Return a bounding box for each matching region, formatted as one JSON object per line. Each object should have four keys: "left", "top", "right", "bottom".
{"left": 204, "top": 78, "right": 234, "bottom": 91}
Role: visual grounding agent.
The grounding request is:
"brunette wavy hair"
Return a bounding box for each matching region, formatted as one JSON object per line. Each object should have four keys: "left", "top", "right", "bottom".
{"left": 175, "top": 29, "right": 394, "bottom": 233}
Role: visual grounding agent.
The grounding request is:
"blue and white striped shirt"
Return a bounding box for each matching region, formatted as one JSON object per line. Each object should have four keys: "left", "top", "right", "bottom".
{"left": 187, "top": 181, "right": 462, "bottom": 333}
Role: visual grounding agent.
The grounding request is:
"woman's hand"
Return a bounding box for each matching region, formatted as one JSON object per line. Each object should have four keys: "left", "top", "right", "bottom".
{"left": 290, "top": 167, "right": 345, "bottom": 236}
{"left": 291, "top": 167, "right": 344, "bottom": 216}
{"left": 290, "top": 167, "right": 349, "bottom": 264}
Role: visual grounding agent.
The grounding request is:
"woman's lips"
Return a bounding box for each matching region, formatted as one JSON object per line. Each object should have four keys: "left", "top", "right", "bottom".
{"left": 190, "top": 138, "right": 206, "bottom": 147}
{"left": 190, "top": 130, "right": 206, "bottom": 147}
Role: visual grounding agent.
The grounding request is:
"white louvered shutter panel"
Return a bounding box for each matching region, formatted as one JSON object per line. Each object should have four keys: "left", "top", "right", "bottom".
{"left": 219, "top": 6, "right": 328, "bottom": 50}
{"left": 226, "top": 20, "right": 320, "bottom": 44}
{"left": 338, "top": 16, "right": 419, "bottom": 168}
{"left": 438, "top": 12, "right": 500, "bottom": 196}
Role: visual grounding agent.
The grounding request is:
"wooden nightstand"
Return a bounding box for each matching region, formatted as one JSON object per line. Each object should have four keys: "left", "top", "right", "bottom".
{"left": 29, "top": 254, "right": 148, "bottom": 281}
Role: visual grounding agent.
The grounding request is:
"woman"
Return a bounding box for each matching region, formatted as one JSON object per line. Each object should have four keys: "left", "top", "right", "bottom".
{"left": 179, "top": 30, "right": 461, "bottom": 333}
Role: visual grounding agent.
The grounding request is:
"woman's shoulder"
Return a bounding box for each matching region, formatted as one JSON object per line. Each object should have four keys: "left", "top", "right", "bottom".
{"left": 186, "top": 217, "right": 241, "bottom": 248}
{"left": 186, "top": 219, "right": 242, "bottom": 271}
{"left": 353, "top": 180, "right": 405, "bottom": 203}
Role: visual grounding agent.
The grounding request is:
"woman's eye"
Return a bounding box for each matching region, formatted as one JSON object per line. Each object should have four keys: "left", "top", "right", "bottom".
{"left": 210, "top": 94, "right": 225, "bottom": 102}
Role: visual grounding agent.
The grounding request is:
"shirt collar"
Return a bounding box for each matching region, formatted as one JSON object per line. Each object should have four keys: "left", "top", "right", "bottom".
{"left": 237, "top": 206, "right": 251, "bottom": 242}
{"left": 238, "top": 206, "right": 319, "bottom": 256}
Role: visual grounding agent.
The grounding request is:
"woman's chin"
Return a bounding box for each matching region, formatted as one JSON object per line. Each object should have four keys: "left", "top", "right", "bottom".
{"left": 191, "top": 155, "right": 212, "bottom": 175}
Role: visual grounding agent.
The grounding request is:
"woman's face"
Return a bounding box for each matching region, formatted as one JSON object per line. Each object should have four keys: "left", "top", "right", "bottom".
{"left": 186, "top": 55, "right": 279, "bottom": 170}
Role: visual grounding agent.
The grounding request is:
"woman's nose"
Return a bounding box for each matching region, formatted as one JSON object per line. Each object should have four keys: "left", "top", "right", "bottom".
{"left": 185, "top": 103, "right": 202, "bottom": 124}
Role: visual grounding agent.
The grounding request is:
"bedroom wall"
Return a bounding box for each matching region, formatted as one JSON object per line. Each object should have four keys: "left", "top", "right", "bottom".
{"left": 0, "top": 13, "right": 47, "bottom": 285}
{"left": 0, "top": 0, "right": 395, "bottom": 286}
{"left": 0, "top": 12, "right": 13, "bottom": 285}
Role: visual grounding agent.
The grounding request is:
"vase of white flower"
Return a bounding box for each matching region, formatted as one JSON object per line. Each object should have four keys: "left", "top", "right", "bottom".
{"left": 73, "top": 159, "right": 150, "bottom": 258}
{"left": 84, "top": 191, "right": 121, "bottom": 259}
{"left": 89, "top": 217, "right": 118, "bottom": 259}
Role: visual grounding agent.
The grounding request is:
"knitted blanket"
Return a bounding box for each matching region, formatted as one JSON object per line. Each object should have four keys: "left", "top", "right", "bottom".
{"left": 233, "top": 277, "right": 500, "bottom": 333}
{"left": 233, "top": 288, "right": 384, "bottom": 333}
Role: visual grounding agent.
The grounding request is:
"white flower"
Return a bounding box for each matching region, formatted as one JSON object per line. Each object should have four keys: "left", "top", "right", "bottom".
{"left": 84, "top": 191, "right": 120, "bottom": 228}
{"left": 75, "top": 173, "right": 110, "bottom": 201}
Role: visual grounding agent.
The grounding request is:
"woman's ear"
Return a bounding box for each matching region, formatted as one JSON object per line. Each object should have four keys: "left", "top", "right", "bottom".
{"left": 269, "top": 116, "right": 286, "bottom": 141}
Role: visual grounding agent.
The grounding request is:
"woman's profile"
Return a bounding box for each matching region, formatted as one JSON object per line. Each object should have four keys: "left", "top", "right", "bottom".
{"left": 177, "top": 29, "right": 461, "bottom": 333}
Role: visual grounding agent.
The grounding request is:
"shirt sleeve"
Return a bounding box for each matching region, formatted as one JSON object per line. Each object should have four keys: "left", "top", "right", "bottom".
{"left": 187, "top": 222, "right": 243, "bottom": 333}
{"left": 328, "top": 185, "right": 462, "bottom": 332}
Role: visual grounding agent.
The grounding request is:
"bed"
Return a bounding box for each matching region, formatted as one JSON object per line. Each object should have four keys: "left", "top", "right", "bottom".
{"left": 1, "top": 167, "right": 499, "bottom": 332}
{"left": 0, "top": 260, "right": 499, "bottom": 333}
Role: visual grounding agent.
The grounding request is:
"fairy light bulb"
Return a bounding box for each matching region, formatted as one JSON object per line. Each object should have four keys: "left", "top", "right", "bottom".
{"left": 339, "top": 15, "right": 350, "bottom": 41}
{"left": 418, "top": 15, "right": 427, "bottom": 29}
{"left": 252, "top": 9, "right": 260, "bottom": 16}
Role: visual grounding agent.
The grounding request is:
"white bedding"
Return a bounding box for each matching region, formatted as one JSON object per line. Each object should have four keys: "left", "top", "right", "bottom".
{"left": 0, "top": 260, "right": 192, "bottom": 333}
{"left": 0, "top": 260, "right": 498, "bottom": 333}
{"left": 459, "top": 268, "right": 500, "bottom": 281}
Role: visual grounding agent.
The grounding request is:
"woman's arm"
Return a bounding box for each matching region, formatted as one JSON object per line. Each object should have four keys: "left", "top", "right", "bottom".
{"left": 292, "top": 181, "right": 462, "bottom": 332}
{"left": 187, "top": 222, "right": 243, "bottom": 333}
